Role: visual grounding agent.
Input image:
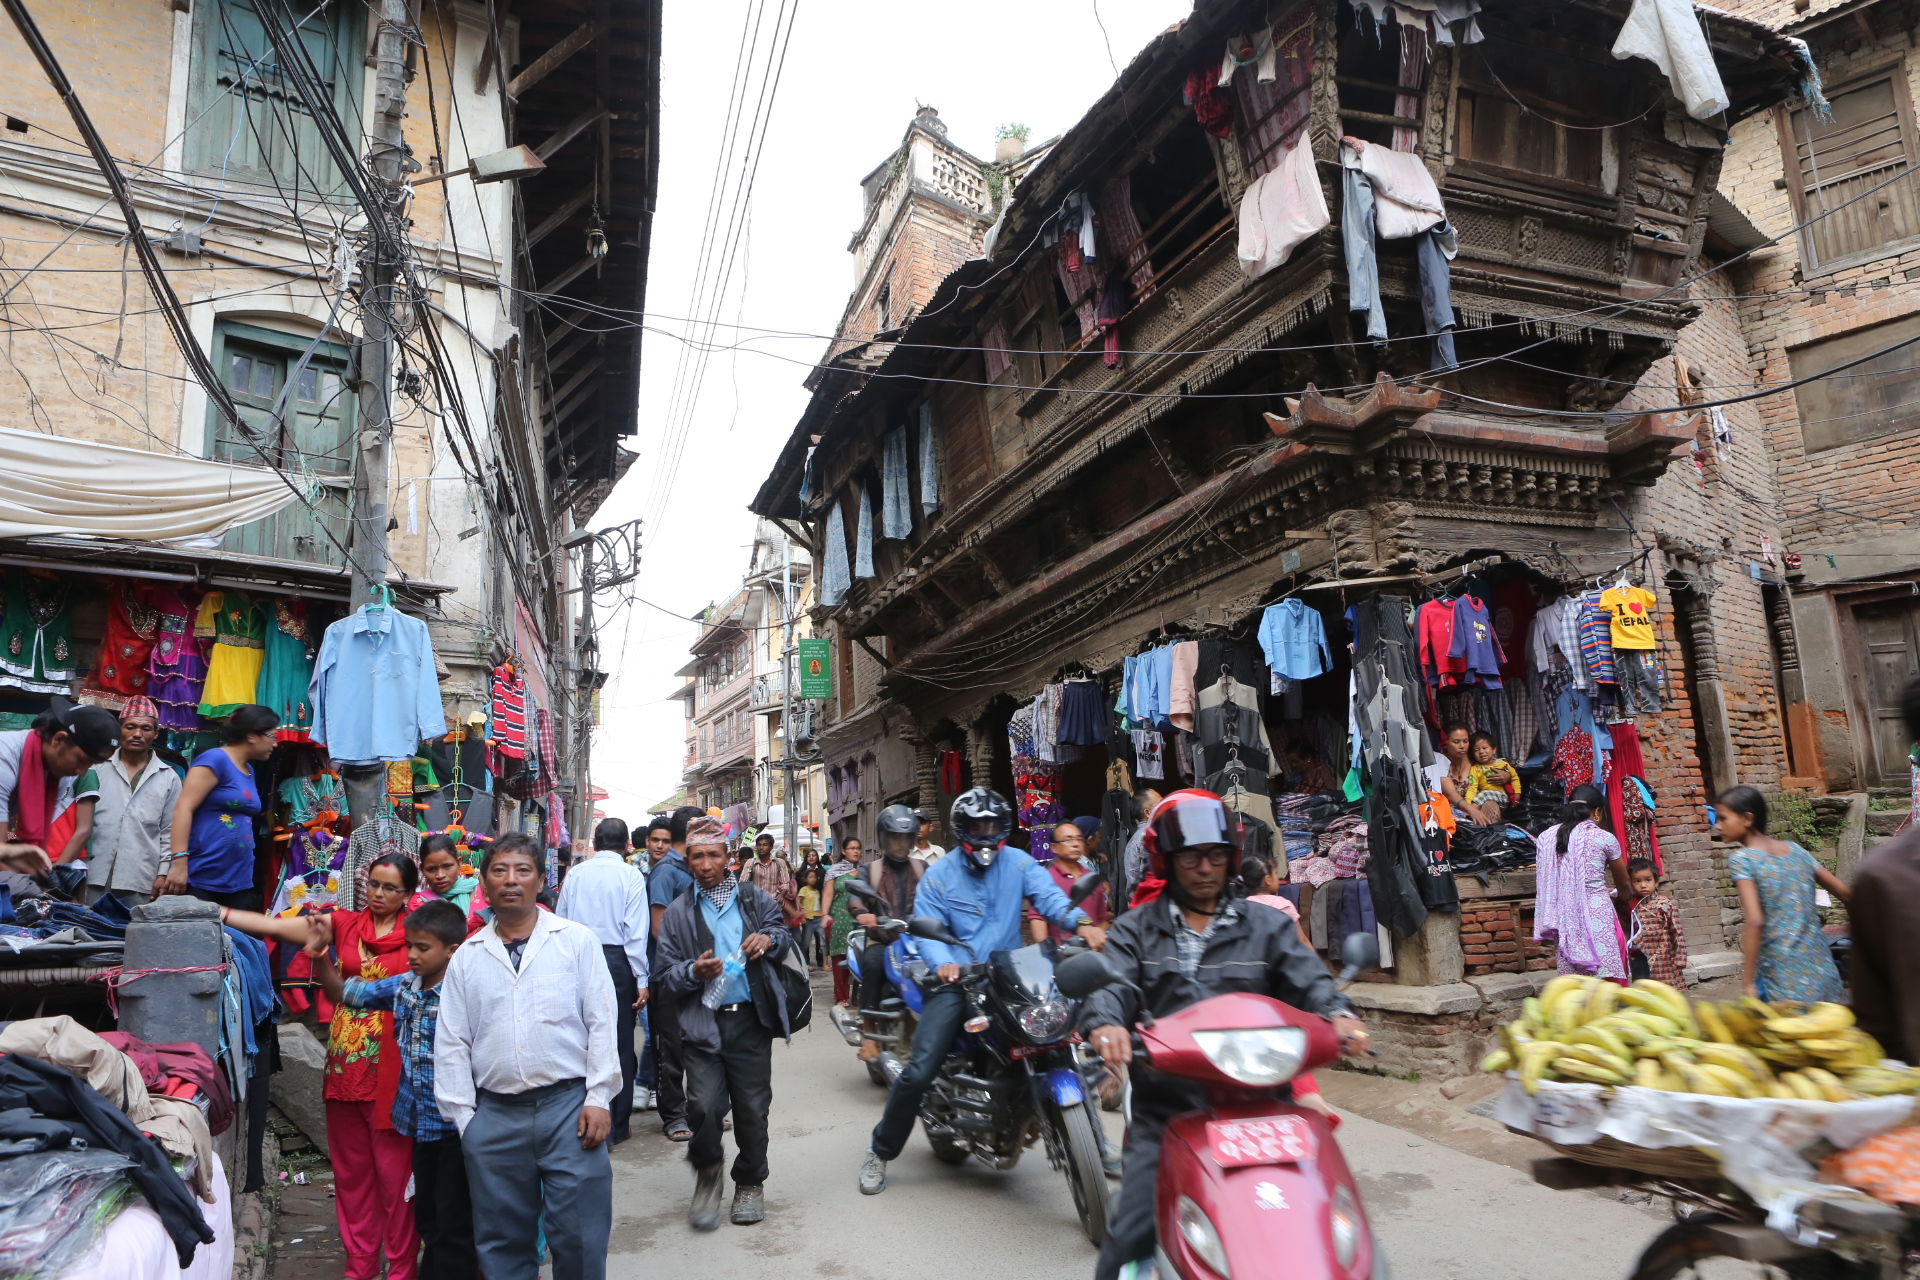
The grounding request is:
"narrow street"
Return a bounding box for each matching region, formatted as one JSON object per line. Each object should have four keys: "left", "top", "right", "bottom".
{"left": 596, "top": 981, "right": 1706, "bottom": 1280}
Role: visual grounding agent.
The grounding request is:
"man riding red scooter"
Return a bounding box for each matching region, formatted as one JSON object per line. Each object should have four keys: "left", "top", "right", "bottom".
{"left": 1080, "top": 789, "right": 1373, "bottom": 1280}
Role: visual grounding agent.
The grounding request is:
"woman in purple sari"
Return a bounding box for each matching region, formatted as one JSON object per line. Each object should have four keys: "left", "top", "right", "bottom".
{"left": 1532, "top": 785, "right": 1633, "bottom": 979}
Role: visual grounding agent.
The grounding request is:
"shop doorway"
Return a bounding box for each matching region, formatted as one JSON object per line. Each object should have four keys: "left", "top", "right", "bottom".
{"left": 1854, "top": 596, "right": 1920, "bottom": 787}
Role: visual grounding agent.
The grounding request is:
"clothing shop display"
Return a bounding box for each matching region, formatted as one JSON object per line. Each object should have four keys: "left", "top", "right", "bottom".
{"left": 259, "top": 599, "right": 320, "bottom": 740}
{"left": 309, "top": 605, "right": 447, "bottom": 766}
{"left": 0, "top": 570, "right": 77, "bottom": 695}
{"left": 1599, "top": 584, "right": 1658, "bottom": 649}
{"left": 1167, "top": 641, "right": 1199, "bottom": 733}
{"left": 95, "top": 581, "right": 160, "bottom": 696}
{"left": 147, "top": 587, "right": 207, "bottom": 731}
{"left": 195, "top": 591, "right": 266, "bottom": 718}
{"left": 1056, "top": 679, "right": 1108, "bottom": 746}
{"left": 1257, "top": 599, "right": 1332, "bottom": 681}
{"left": 1448, "top": 594, "right": 1504, "bottom": 685}
{"left": 1576, "top": 592, "right": 1618, "bottom": 686}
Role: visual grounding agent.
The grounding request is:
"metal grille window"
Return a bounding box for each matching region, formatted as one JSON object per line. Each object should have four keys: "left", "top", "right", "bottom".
{"left": 1778, "top": 66, "right": 1920, "bottom": 275}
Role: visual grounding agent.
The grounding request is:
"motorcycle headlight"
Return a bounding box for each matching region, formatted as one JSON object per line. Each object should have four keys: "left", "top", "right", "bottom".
{"left": 1176, "top": 1195, "right": 1231, "bottom": 1277}
{"left": 1016, "top": 1000, "right": 1072, "bottom": 1042}
{"left": 1330, "top": 1184, "right": 1364, "bottom": 1270}
{"left": 1192, "top": 1027, "right": 1308, "bottom": 1086}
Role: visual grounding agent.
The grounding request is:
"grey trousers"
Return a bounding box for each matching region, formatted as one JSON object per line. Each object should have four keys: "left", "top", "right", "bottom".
{"left": 463, "top": 1078, "right": 612, "bottom": 1280}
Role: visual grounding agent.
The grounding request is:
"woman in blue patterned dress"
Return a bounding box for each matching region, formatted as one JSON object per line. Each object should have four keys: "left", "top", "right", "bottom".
{"left": 1718, "top": 786, "right": 1850, "bottom": 1003}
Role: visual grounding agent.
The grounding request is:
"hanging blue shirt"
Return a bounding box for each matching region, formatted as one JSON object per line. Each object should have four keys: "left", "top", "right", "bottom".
{"left": 1258, "top": 599, "right": 1333, "bottom": 680}
{"left": 1150, "top": 645, "right": 1177, "bottom": 730}
{"left": 308, "top": 606, "right": 448, "bottom": 765}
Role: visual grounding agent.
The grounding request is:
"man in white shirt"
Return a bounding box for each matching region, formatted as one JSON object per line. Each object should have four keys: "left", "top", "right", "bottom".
{"left": 556, "top": 817, "right": 650, "bottom": 1144}
{"left": 914, "top": 810, "right": 947, "bottom": 863}
{"left": 78, "top": 697, "right": 180, "bottom": 906}
{"left": 436, "top": 833, "right": 620, "bottom": 1280}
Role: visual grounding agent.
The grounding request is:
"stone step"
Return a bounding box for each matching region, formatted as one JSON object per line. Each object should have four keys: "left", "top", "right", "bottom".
{"left": 1686, "top": 950, "right": 1743, "bottom": 982}
{"left": 1866, "top": 809, "right": 1912, "bottom": 837}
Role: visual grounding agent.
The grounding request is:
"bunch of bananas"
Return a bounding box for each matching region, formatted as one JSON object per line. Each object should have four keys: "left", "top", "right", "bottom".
{"left": 1476, "top": 977, "right": 1920, "bottom": 1100}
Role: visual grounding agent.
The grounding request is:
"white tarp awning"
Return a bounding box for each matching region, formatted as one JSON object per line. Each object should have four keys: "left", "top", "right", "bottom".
{"left": 0, "top": 426, "right": 305, "bottom": 546}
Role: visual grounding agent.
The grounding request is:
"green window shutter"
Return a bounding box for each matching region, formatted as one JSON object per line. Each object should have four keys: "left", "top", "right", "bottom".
{"left": 208, "top": 321, "right": 356, "bottom": 565}
{"left": 186, "top": 0, "right": 362, "bottom": 194}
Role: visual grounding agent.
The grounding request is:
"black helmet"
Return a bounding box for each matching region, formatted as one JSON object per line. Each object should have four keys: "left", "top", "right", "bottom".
{"left": 877, "top": 804, "right": 919, "bottom": 862}
{"left": 949, "top": 788, "right": 1013, "bottom": 870}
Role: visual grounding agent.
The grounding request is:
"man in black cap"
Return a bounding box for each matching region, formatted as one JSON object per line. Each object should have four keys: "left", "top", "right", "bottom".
{"left": 0, "top": 698, "right": 119, "bottom": 889}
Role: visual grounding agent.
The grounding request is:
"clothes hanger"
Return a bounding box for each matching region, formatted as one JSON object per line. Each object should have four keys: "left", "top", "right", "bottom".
{"left": 366, "top": 583, "right": 393, "bottom": 614}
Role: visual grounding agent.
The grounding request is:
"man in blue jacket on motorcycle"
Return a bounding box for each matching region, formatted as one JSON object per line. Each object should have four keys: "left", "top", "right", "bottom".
{"left": 858, "top": 787, "right": 1108, "bottom": 1195}
{"left": 1084, "top": 790, "right": 1370, "bottom": 1280}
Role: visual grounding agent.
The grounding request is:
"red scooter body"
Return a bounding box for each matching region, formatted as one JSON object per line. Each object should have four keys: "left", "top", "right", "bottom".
{"left": 1143, "top": 992, "right": 1377, "bottom": 1280}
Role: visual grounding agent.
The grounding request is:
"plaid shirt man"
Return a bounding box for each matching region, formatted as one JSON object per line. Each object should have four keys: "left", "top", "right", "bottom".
{"left": 1167, "top": 895, "right": 1241, "bottom": 978}
{"left": 342, "top": 972, "right": 453, "bottom": 1141}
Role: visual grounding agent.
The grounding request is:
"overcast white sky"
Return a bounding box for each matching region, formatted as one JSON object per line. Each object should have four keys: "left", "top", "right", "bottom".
{"left": 587, "top": 0, "right": 1191, "bottom": 819}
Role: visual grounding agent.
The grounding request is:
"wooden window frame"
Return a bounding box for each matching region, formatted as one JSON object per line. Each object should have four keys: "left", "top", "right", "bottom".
{"left": 1774, "top": 57, "right": 1920, "bottom": 279}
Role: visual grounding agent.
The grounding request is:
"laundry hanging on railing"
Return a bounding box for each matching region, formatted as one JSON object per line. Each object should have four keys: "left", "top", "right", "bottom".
{"left": 1611, "top": 0, "right": 1728, "bottom": 121}
{"left": 1237, "top": 134, "right": 1329, "bottom": 280}
{"left": 820, "top": 502, "right": 850, "bottom": 607}
{"left": 880, "top": 427, "right": 912, "bottom": 539}
{"left": 1340, "top": 138, "right": 1459, "bottom": 369}
{"left": 917, "top": 403, "right": 939, "bottom": 517}
{"left": 1348, "top": 0, "right": 1484, "bottom": 46}
{"left": 854, "top": 485, "right": 875, "bottom": 579}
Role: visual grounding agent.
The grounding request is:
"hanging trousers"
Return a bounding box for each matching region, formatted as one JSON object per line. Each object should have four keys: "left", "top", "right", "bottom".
{"left": 325, "top": 1098, "right": 418, "bottom": 1280}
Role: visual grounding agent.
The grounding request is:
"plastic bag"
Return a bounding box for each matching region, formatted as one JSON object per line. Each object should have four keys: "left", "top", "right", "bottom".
{"left": 0, "top": 1147, "right": 136, "bottom": 1280}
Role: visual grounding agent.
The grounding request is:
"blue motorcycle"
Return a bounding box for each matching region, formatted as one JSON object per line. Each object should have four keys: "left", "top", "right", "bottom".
{"left": 831, "top": 905, "right": 926, "bottom": 1088}
{"left": 888, "top": 874, "right": 1113, "bottom": 1245}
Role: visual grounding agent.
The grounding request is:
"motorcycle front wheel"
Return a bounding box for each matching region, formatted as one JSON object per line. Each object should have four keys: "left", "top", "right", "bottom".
{"left": 1058, "top": 1103, "right": 1110, "bottom": 1246}
{"left": 1631, "top": 1214, "right": 1880, "bottom": 1280}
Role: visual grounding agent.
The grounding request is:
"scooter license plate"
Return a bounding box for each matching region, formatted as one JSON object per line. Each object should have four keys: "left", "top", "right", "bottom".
{"left": 1206, "top": 1116, "right": 1317, "bottom": 1167}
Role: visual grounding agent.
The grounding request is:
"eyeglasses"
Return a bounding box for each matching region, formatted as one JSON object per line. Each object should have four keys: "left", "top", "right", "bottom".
{"left": 1172, "top": 848, "right": 1231, "bottom": 869}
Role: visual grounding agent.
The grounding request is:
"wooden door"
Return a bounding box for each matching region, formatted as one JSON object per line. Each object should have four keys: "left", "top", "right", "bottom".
{"left": 1855, "top": 598, "right": 1920, "bottom": 786}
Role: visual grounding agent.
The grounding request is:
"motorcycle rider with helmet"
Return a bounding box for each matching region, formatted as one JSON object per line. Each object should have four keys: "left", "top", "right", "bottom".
{"left": 858, "top": 787, "right": 1108, "bottom": 1195}
{"left": 852, "top": 803, "right": 930, "bottom": 1062}
{"left": 1084, "top": 789, "right": 1372, "bottom": 1280}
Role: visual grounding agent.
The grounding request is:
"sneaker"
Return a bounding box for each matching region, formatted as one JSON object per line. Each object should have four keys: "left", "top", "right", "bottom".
{"left": 858, "top": 1147, "right": 888, "bottom": 1195}
{"left": 730, "top": 1182, "right": 765, "bottom": 1225}
{"left": 690, "top": 1164, "right": 724, "bottom": 1231}
{"left": 635, "top": 1087, "right": 656, "bottom": 1112}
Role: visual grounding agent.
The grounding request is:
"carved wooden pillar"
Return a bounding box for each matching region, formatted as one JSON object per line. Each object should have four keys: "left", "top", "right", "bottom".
{"left": 964, "top": 718, "right": 997, "bottom": 796}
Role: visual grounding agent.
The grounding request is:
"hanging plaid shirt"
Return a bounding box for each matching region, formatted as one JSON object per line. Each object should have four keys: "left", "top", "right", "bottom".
{"left": 535, "top": 708, "right": 558, "bottom": 779}
{"left": 341, "top": 972, "right": 452, "bottom": 1141}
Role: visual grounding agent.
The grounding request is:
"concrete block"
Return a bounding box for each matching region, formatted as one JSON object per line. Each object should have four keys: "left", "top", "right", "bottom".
{"left": 272, "top": 1023, "right": 328, "bottom": 1157}
{"left": 1465, "top": 971, "right": 1538, "bottom": 1004}
{"left": 1687, "top": 950, "right": 1743, "bottom": 982}
{"left": 1345, "top": 982, "right": 1483, "bottom": 1017}
{"left": 1834, "top": 793, "right": 1868, "bottom": 879}
{"left": 1395, "top": 910, "right": 1465, "bottom": 986}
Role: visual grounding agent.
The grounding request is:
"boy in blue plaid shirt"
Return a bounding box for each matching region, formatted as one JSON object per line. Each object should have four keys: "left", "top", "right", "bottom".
{"left": 309, "top": 898, "right": 472, "bottom": 1279}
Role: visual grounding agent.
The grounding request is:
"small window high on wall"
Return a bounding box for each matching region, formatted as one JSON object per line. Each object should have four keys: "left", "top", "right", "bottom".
{"left": 187, "top": 0, "right": 362, "bottom": 194}
{"left": 1777, "top": 65, "right": 1920, "bottom": 275}
{"left": 1787, "top": 311, "right": 1920, "bottom": 453}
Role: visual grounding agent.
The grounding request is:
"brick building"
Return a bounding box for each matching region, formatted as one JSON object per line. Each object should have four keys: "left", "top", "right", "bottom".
{"left": 748, "top": 0, "right": 1910, "bottom": 1067}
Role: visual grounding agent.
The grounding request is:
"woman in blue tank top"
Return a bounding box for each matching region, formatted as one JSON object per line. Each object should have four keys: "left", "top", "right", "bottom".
{"left": 164, "top": 704, "right": 278, "bottom": 908}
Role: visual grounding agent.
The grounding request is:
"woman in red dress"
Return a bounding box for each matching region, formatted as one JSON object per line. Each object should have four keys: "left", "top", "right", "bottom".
{"left": 321, "top": 854, "right": 421, "bottom": 1280}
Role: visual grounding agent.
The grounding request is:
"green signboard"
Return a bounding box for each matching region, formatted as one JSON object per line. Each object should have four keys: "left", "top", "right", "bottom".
{"left": 797, "top": 637, "right": 833, "bottom": 699}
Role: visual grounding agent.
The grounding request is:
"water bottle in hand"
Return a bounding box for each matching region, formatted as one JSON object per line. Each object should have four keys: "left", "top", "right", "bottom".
{"left": 701, "top": 947, "right": 747, "bottom": 1009}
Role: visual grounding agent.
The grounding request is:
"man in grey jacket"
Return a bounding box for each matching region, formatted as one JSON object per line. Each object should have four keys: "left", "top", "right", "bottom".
{"left": 654, "top": 816, "right": 792, "bottom": 1230}
{"left": 1085, "top": 790, "right": 1370, "bottom": 1280}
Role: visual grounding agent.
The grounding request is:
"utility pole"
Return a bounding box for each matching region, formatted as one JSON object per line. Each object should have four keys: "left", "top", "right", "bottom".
{"left": 349, "top": 0, "right": 414, "bottom": 606}
{"left": 779, "top": 536, "right": 800, "bottom": 867}
{"left": 575, "top": 536, "right": 597, "bottom": 845}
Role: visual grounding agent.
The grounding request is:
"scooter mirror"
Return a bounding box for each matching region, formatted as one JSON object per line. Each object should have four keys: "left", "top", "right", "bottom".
{"left": 1066, "top": 870, "right": 1106, "bottom": 910}
{"left": 1337, "top": 930, "right": 1381, "bottom": 983}
{"left": 1054, "top": 951, "right": 1118, "bottom": 1001}
{"left": 908, "top": 915, "right": 964, "bottom": 947}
